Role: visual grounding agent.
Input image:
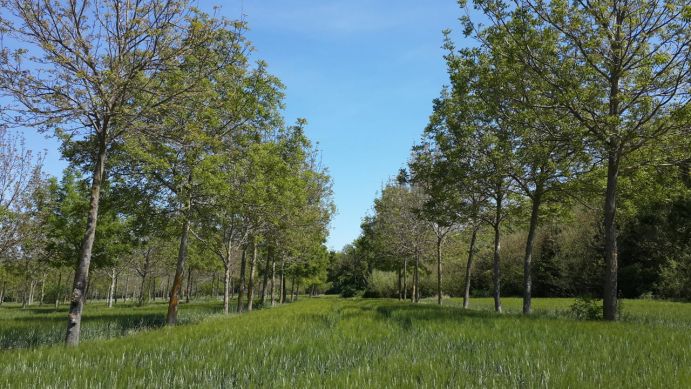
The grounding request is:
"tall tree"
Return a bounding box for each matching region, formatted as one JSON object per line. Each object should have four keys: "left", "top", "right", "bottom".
{"left": 0, "top": 0, "right": 221, "bottom": 344}
{"left": 472, "top": 0, "right": 691, "bottom": 319}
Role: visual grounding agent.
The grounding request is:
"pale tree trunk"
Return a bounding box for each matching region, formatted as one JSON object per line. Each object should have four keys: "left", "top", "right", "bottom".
{"left": 65, "top": 130, "right": 107, "bottom": 347}
{"left": 413, "top": 251, "right": 419, "bottom": 303}
{"left": 107, "top": 268, "right": 116, "bottom": 308}
{"left": 397, "top": 266, "right": 402, "bottom": 301}
{"left": 55, "top": 271, "right": 62, "bottom": 308}
{"left": 247, "top": 236, "right": 257, "bottom": 311}
{"left": 270, "top": 259, "right": 276, "bottom": 306}
{"left": 280, "top": 258, "right": 286, "bottom": 304}
{"left": 290, "top": 276, "right": 296, "bottom": 302}
{"left": 436, "top": 236, "right": 443, "bottom": 305}
{"left": 522, "top": 189, "right": 542, "bottom": 315}
{"left": 28, "top": 279, "right": 36, "bottom": 306}
{"left": 463, "top": 226, "right": 479, "bottom": 309}
{"left": 39, "top": 274, "right": 46, "bottom": 306}
{"left": 403, "top": 258, "right": 408, "bottom": 301}
{"left": 166, "top": 196, "right": 192, "bottom": 325}
{"left": 223, "top": 263, "right": 231, "bottom": 314}
{"left": 237, "top": 246, "right": 247, "bottom": 313}
{"left": 123, "top": 274, "right": 129, "bottom": 302}
{"left": 603, "top": 151, "right": 620, "bottom": 320}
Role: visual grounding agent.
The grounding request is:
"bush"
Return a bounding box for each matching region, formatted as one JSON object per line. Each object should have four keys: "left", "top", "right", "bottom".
{"left": 365, "top": 270, "right": 398, "bottom": 298}
{"left": 570, "top": 296, "right": 602, "bottom": 320}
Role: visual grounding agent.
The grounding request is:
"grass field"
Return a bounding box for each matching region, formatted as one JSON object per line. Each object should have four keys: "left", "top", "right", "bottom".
{"left": 0, "top": 297, "right": 689, "bottom": 388}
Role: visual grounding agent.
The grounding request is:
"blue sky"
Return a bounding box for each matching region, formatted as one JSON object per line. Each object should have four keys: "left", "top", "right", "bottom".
{"left": 21, "top": 0, "right": 475, "bottom": 251}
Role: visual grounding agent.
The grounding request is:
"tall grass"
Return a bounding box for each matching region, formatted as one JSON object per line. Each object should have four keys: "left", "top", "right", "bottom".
{"left": 0, "top": 297, "right": 689, "bottom": 387}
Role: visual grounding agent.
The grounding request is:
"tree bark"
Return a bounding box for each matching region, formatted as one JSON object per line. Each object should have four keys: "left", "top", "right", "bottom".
{"left": 603, "top": 151, "right": 620, "bottom": 320}
{"left": 280, "top": 257, "right": 286, "bottom": 304}
{"left": 113, "top": 272, "right": 119, "bottom": 305}
{"left": 39, "top": 274, "right": 46, "bottom": 306}
{"left": 55, "top": 271, "right": 62, "bottom": 308}
{"left": 247, "top": 236, "right": 257, "bottom": 311}
{"left": 397, "top": 266, "right": 402, "bottom": 301}
{"left": 403, "top": 257, "right": 408, "bottom": 301}
{"left": 223, "top": 263, "right": 231, "bottom": 314}
{"left": 185, "top": 266, "right": 192, "bottom": 304}
{"left": 463, "top": 226, "right": 479, "bottom": 309}
{"left": 260, "top": 244, "right": 272, "bottom": 306}
{"left": 123, "top": 274, "right": 129, "bottom": 302}
{"left": 107, "top": 268, "right": 116, "bottom": 308}
{"left": 270, "top": 259, "right": 276, "bottom": 306}
{"left": 492, "top": 221, "right": 502, "bottom": 313}
{"left": 413, "top": 251, "right": 419, "bottom": 303}
{"left": 436, "top": 236, "right": 443, "bottom": 305}
{"left": 65, "top": 130, "right": 108, "bottom": 346}
{"left": 237, "top": 246, "right": 247, "bottom": 313}
{"left": 166, "top": 197, "right": 192, "bottom": 325}
{"left": 522, "top": 189, "right": 542, "bottom": 315}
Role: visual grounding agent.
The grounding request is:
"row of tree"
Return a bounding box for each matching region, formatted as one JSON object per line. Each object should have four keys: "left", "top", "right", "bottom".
{"left": 331, "top": 0, "right": 690, "bottom": 319}
{"left": 0, "top": 0, "right": 333, "bottom": 346}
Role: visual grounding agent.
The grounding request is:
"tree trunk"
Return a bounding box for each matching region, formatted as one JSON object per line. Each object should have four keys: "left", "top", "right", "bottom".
{"left": 397, "top": 266, "right": 402, "bottom": 301}
{"left": 436, "top": 236, "right": 443, "bottom": 305}
{"left": 107, "top": 268, "right": 116, "bottom": 308}
{"left": 260, "top": 245, "right": 272, "bottom": 306}
{"left": 270, "top": 259, "right": 276, "bottom": 306}
{"left": 603, "top": 151, "right": 620, "bottom": 320}
{"left": 237, "top": 246, "right": 247, "bottom": 313}
{"left": 55, "top": 271, "right": 62, "bottom": 308}
{"left": 0, "top": 281, "right": 4, "bottom": 306}
{"left": 185, "top": 266, "right": 192, "bottom": 304}
{"left": 403, "top": 257, "right": 408, "bottom": 301}
{"left": 39, "top": 274, "right": 46, "bottom": 306}
{"left": 166, "top": 197, "right": 192, "bottom": 325}
{"left": 28, "top": 279, "right": 36, "bottom": 306}
{"left": 65, "top": 130, "right": 107, "bottom": 347}
{"left": 522, "top": 190, "right": 542, "bottom": 315}
{"left": 413, "top": 251, "right": 419, "bottom": 303}
{"left": 280, "top": 258, "right": 286, "bottom": 304}
{"left": 113, "top": 272, "right": 119, "bottom": 305}
{"left": 222, "top": 263, "right": 231, "bottom": 314}
{"left": 492, "top": 220, "right": 502, "bottom": 313}
{"left": 290, "top": 276, "right": 296, "bottom": 302}
{"left": 247, "top": 236, "right": 257, "bottom": 311}
{"left": 123, "top": 274, "right": 129, "bottom": 302}
{"left": 463, "top": 226, "right": 479, "bottom": 309}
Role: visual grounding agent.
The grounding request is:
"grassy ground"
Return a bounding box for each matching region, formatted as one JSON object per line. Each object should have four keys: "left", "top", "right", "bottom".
{"left": 0, "top": 297, "right": 689, "bottom": 388}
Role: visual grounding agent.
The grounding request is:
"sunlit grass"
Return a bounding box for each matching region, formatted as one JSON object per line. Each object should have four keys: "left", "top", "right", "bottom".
{"left": 0, "top": 296, "right": 689, "bottom": 387}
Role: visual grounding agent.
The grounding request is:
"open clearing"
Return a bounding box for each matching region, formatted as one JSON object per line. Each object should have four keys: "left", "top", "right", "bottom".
{"left": 1, "top": 297, "right": 689, "bottom": 388}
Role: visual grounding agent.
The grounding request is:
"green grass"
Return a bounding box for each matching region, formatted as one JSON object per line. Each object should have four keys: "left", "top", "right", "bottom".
{"left": 0, "top": 299, "right": 223, "bottom": 349}
{"left": 1, "top": 297, "right": 689, "bottom": 388}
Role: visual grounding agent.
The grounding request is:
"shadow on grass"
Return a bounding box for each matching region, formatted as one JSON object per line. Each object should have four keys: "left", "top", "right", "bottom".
{"left": 0, "top": 302, "right": 223, "bottom": 350}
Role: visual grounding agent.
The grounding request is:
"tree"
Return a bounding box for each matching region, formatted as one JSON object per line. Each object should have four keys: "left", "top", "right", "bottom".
{"left": 0, "top": 0, "right": 221, "bottom": 345}
{"left": 472, "top": 0, "right": 691, "bottom": 320}
{"left": 409, "top": 145, "right": 461, "bottom": 305}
